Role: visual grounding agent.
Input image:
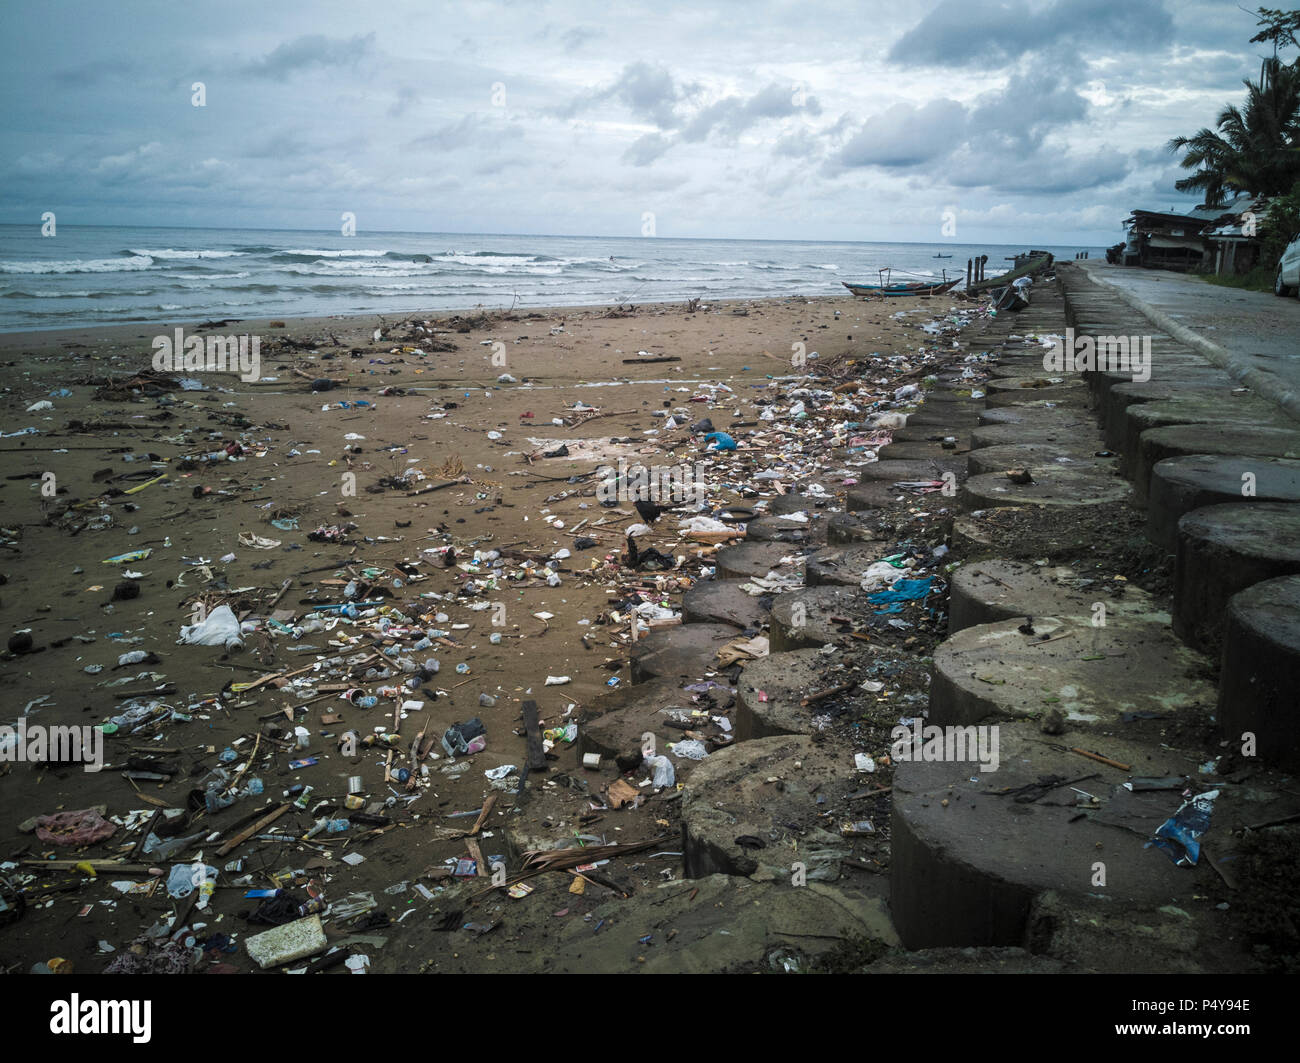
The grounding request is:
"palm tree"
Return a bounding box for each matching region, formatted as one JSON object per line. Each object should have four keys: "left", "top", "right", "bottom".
{"left": 1167, "top": 58, "right": 1300, "bottom": 207}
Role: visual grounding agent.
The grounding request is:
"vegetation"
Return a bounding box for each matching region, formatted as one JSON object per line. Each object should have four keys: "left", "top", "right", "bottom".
{"left": 1261, "top": 176, "right": 1300, "bottom": 260}
{"left": 1199, "top": 264, "right": 1276, "bottom": 291}
{"left": 1167, "top": 57, "right": 1300, "bottom": 207}
{"left": 1166, "top": 8, "right": 1300, "bottom": 277}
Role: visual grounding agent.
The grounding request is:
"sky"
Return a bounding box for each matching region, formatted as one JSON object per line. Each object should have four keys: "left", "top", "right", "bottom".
{"left": 0, "top": 0, "right": 1282, "bottom": 245}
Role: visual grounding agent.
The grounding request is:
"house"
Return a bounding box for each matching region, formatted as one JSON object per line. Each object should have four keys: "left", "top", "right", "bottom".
{"left": 1203, "top": 194, "right": 1267, "bottom": 276}
{"left": 1120, "top": 195, "right": 1262, "bottom": 273}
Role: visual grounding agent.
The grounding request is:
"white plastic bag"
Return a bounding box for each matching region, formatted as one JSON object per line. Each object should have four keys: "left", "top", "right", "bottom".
{"left": 178, "top": 604, "right": 243, "bottom": 650}
{"left": 645, "top": 754, "right": 675, "bottom": 788}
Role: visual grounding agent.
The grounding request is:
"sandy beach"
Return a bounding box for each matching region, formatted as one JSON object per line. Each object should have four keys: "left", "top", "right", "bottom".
{"left": 0, "top": 290, "right": 984, "bottom": 973}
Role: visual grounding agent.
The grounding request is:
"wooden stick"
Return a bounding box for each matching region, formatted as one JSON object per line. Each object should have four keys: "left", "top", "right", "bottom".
{"left": 21, "top": 859, "right": 154, "bottom": 872}
{"left": 466, "top": 837, "right": 489, "bottom": 877}
{"left": 468, "top": 794, "right": 497, "bottom": 836}
{"left": 1069, "top": 747, "right": 1131, "bottom": 772}
{"left": 225, "top": 733, "right": 261, "bottom": 794}
{"left": 244, "top": 652, "right": 380, "bottom": 692}
{"left": 801, "top": 681, "right": 855, "bottom": 707}
{"left": 215, "top": 802, "right": 292, "bottom": 856}
{"left": 405, "top": 479, "right": 466, "bottom": 497}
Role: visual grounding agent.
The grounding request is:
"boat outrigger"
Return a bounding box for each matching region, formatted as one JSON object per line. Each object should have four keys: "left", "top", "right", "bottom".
{"left": 841, "top": 267, "right": 962, "bottom": 298}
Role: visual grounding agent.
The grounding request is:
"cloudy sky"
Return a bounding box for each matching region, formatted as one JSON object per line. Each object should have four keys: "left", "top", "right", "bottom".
{"left": 0, "top": 0, "right": 1279, "bottom": 244}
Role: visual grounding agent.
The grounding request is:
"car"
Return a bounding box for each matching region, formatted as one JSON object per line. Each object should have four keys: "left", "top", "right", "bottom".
{"left": 1275, "top": 232, "right": 1300, "bottom": 296}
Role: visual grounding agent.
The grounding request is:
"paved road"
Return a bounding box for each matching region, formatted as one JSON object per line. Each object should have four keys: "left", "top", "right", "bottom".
{"left": 1082, "top": 261, "right": 1300, "bottom": 398}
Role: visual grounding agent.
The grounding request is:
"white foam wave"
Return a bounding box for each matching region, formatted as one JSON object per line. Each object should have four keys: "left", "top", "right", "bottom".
{"left": 0, "top": 256, "right": 155, "bottom": 274}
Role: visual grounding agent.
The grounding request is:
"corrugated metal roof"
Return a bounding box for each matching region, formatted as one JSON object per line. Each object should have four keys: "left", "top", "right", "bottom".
{"left": 1128, "top": 193, "right": 1259, "bottom": 224}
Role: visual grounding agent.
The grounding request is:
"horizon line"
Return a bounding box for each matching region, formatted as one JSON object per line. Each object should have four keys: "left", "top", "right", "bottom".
{"left": 0, "top": 221, "right": 1109, "bottom": 248}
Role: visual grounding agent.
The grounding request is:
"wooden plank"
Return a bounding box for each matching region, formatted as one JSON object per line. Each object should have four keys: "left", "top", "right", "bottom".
{"left": 215, "top": 802, "right": 292, "bottom": 856}
{"left": 521, "top": 699, "right": 548, "bottom": 773}
{"left": 466, "top": 837, "right": 489, "bottom": 877}
{"left": 20, "top": 859, "right": 153, "bottom": 872}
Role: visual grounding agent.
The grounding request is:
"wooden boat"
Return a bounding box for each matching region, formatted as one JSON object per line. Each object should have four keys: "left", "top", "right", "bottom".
{"left": 842, "top": 278, "right": 961, "bottom": 297}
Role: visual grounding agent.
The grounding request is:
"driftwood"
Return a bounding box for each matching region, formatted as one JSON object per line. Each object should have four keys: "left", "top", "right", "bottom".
{"left": 215, "top": 802, "right": 292, "bottom": 856}
{"left": 21, "top": 860, "right": 153, "bottom": 873}
{"left": 405, "top": 478, "right": 467, "bottom": 497}
{"left": 521, "top": 700, "right": 548, "bottom": 773}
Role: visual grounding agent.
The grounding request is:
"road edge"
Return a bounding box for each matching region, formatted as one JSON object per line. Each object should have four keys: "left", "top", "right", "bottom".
{"left": 1078, "top": 261, "right": 1300, "bottom": 424}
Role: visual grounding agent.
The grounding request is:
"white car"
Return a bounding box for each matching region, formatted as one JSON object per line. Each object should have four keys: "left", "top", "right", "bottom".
{"left": 1276, "top": 233, "right": 1300, "bottom": 296}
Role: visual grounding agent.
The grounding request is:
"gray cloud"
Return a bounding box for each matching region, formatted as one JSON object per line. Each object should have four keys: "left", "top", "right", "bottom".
{"left": 410, "top": 114, "right": 525, "bottom": 152}
{"left": 624, "top": 132, "right": 673, "bottom": 166}
{"left": 681, "top": 82, "right": 822, "bottom": 142}
{"left": 890, "top": 0, "right": 1174, "bottom": 68}
{"left": 968, "top": 68, "right": 1088, "bottom": 151}
{"left": 560, "top": 26, "right": 604, "bottom": 52}
{"left": 243, "top": 33, "right": 378, "bottom": 80}
{"left": 0, "top": 0, "right": 1271, "bottom": 242}
{"left": 837, "top": 99, "right": 969, "bottom": 168}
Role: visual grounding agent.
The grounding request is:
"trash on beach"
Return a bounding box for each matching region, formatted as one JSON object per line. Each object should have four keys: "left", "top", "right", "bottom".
{"left": 245, "top": 914, "right": 328, "bottom": 969}
{"left": 102, "top": 549, "right": 152, "bottom": 565}
{"left": 1146, "top": 790, "right": 1219, "bottom": 867}
{"left": 178, "top": 604, "right": 244, "bottom": 650}
{"left": 34, "top": 808, "right": 118, "bottom": 847}
{"left": 442, "top": 718, "right": 487, "bottom": 757}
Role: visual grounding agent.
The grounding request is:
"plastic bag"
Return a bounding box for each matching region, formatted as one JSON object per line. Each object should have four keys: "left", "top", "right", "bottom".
{"left": 645, "top": 754, "right": 675, "bottom": 788}
{"left": 441, "top": 718, "right": 487, "bottom": 757}
{"left": 178, "top": 604, "right": 243, "bottom": 650}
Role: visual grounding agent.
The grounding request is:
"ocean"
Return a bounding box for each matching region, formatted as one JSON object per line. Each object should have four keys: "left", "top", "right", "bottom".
{"left": 0, "top": 225, "right": 1103, "bottom": 332}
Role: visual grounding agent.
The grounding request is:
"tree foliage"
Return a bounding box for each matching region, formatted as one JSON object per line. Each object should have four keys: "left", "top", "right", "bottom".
{"left": 1167, "top": 57, "right": 1300, "bottom": 206}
